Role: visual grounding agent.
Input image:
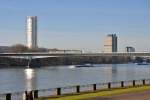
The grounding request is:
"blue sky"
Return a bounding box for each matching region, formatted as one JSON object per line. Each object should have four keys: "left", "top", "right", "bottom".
{"left": 0, "top": 0, "right": 150, "bottom": 52}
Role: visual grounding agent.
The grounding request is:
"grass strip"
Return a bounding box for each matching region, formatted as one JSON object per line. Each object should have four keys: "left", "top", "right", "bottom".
{"left": 37, "top": 85, "right": 150, "bottom": 100}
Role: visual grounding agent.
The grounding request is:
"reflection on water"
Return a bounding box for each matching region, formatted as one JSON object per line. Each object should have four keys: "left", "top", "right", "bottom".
{"left": 24, "top": 68, "right": 34, "bottom": 91}
{"left": 24, "top": 68, "right": 34, "bottom": 80}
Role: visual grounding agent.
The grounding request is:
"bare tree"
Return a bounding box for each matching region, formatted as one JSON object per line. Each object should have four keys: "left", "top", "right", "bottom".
{"left": 10, "top": 44, "right": 28, "bottom": 53}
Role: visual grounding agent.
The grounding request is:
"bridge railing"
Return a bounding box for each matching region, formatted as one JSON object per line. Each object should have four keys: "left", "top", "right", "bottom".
{"left": 1, "top": 52, "right": 150, "bottom": 57}
{"left": 1, "top": 79, "right": 150, "bottom": 100}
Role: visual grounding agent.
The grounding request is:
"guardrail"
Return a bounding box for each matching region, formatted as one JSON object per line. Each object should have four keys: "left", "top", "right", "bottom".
{"left": 1, "top": 52, "right": 150, "bottom": 57}
{"left": 1, "top": 79, "right": 150, "bottom": 100}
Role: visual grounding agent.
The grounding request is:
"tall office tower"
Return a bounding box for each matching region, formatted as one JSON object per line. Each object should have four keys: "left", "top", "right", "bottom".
{"left": 104, "top": 34, "right": 117, "bottom": 52}
{"left": 26, "top": 16, "right": 37, "bottom": 49}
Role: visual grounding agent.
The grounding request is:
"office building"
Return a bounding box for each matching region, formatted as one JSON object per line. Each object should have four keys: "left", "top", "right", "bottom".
{"left": 104, "top": 34, "right": 117, "bottom": 52}
{"left": 126, "top": 46, "right": 135, "bottom": 52}
{"left": 26, "top": 16, "right": 37, "bottom": 49}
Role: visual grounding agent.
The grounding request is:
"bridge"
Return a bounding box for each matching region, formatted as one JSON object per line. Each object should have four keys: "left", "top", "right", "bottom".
{"left": 0, "top": 52, "right": 149, "bottom": 67}
{"left": 0, "top": 52, "right": 150, "bottom": 57}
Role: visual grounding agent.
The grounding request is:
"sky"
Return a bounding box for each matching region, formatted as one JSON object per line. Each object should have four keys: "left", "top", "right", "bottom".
{"left": 0, "top": 0, "right": 150, "bottom": 52}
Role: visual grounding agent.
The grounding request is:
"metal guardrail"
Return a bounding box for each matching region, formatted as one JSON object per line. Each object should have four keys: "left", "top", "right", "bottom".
{"left": 1, "top": 52, "right": 150, "bottom": 57}
{"left": 1, "top": 79, "right": 150, "bottom": 100}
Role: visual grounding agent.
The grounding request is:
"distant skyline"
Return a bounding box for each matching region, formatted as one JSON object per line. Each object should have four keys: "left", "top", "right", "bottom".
{"left": 0, "top": 0, "right": 150, "bottom": 52}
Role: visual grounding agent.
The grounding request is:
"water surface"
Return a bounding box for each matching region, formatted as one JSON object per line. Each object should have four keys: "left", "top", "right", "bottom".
{"left": 0, "top": 64, "right": 150, "bottom": 93}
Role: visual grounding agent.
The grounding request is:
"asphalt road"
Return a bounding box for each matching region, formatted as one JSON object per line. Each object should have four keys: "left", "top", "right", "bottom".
{"left": 85, "top": 90, "right": 150, "bottom": 100}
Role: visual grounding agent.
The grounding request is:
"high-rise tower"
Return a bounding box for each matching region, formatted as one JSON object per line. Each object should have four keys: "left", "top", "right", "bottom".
{"left": 104, "top": 34, "right": 117, "bottom": 52}
{"left": 26, "top": 16, "right": 37, "bottom": 49}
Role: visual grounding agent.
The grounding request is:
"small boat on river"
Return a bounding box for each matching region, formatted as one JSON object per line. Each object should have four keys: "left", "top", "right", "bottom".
{"left": 136, "top": 62, "right": 149, "bottom": 65}
{"left": 75, "top": 64, "right": 93, "bottom": 67}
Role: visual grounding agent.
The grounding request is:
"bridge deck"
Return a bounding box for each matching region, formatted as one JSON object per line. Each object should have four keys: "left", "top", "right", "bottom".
{"left": 0, "top": 52, "right": 150, "bottom": 57}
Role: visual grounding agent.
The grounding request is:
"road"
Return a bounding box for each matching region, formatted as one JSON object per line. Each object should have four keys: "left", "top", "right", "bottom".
{"left": 85, "top": 90, "right": 150, "bottom": 100}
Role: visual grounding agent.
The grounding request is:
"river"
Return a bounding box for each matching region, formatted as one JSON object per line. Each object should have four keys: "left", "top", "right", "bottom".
{"left": 0, "top": 64, "right": 150, "bottom": 94}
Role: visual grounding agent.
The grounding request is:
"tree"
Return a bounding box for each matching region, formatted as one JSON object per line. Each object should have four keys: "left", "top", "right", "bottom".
{"left": 10, "top": 44, "right": 28, "bottom": 53}
{"left": 10, "top": 44, "right": 49, "bottom": 53}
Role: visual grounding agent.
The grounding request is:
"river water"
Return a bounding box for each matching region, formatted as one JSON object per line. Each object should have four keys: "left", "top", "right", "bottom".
{"left": 0, "top": 64, "right": 150, "bottom": 94}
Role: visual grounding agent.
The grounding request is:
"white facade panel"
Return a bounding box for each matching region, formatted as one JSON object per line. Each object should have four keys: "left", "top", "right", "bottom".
{"left": 26, "top": 16, "right": 37, "bottom": 49}
{"left": 104, "top": 34, "right": 117, "bottom": 53}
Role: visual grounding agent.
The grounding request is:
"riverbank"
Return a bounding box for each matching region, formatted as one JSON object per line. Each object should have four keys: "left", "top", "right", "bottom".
{"left": 36, "top": 85, "right": 150, "bottom": 100}
{"left": 0, "top": 56, "right": 131, "bottom": 67}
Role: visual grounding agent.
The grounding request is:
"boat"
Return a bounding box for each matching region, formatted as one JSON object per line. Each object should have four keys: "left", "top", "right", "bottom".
{"left": 136, "top": 62, "right": 149, "bottom": 65}
{"left": 68, "top": 65, "right": 76, "bottom": 69}
{"left": 75, "top": 64, "right": 93, "bottom": 67}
